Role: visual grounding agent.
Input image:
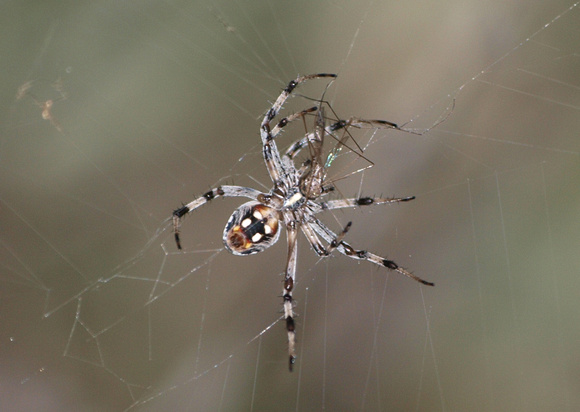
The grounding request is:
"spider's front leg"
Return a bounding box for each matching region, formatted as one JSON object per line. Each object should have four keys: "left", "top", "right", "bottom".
{"left": 260, "top": 74, "right": 336, "bottom": 185}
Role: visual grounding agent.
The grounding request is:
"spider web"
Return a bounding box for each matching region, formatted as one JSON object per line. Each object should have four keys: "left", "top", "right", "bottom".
{"left": 1, "top": 0, "right": 579, "bottom": 410}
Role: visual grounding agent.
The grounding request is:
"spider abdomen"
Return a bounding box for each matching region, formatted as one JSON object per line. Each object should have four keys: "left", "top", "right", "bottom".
{"left": 223, "top": 201, "right": 281, "bottom": 255}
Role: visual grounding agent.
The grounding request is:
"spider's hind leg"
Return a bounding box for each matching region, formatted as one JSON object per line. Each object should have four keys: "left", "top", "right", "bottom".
{"left": 317, "top": 195, "right": 415, "bottom": 212}
{"left": 172, "top": 185, "right": 263, "bottom": 250}
{"left": 311, "top": 217, "right": 434, "bottom": 286}
{"left": 283, "top": 220, "right": 299, "bottom": 371}
{"left": 340, "top": 242, "right": 434, "bottom": 286}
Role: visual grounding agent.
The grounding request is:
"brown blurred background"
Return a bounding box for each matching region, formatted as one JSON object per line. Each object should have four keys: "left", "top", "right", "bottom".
{"left": 1, "top": 0, "right": 579, "bottom": 410}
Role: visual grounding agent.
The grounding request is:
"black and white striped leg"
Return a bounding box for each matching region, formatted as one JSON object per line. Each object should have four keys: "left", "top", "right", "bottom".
{"left": 300, "top": 218, "right": 330, "bottom": 257}
{"left": 326, "top": 221, "right": 352, "bottom": 254}
{"left": 339, "top": 242, "right": 434, "bottom": 286}
{"left": 260, "top": 74, "right": 336, "bottom": 185}
{"left": 284, "top": 119, "right": 349, "bottom": 160}
{"left": 317, "top": 195, "right": 415, "bottom": 212}
{"left": 172, "top": 185, "right": 263, "bottom": 249}
{"left": 269, "top": 106, "right": 318, "bottom": 139}
{"left": 300, "top": 217, "right": 351, "bottom": 257}
{"left": 284, "top": 116, "right": 398, "bottom": 162}
{"left": 311, "top": 217, "right": 434, "bottom": 286}
{"left": 283, "top": 219, "right": 299, "bottom": 371}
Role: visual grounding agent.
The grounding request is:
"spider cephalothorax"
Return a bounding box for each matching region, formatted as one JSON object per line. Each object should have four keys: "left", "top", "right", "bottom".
{"left": 172, "top": 73, "right": 433, "bottom": 371}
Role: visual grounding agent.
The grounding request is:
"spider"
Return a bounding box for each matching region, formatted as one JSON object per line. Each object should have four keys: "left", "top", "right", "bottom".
{"left": 172, "top": 73, "right": 434, "bottom": 371}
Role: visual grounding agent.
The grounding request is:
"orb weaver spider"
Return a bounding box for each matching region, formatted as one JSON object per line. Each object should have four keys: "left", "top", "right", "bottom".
{"left": 172, "top": 73, "right": 433, "bottom": 370}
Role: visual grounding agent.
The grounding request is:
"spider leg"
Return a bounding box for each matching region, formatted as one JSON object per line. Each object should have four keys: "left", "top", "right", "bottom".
{"left": 339, "top": 241, "right": 434, "bottom": 286}
{"left": 172, "top": 185, "right": 263, "bottom": 249}
{"left": 260, "top": 74, "right": 336, "bottom": 186}
{"left": 326, "top": 221, "right": 352, "bottom": 254}
{"left": 269, "top": 106, "right": 318, "bottom": 139}
{"left": 282, "top": 216, "right": 349, "bottom": 370}
{"left": 283, "top": 219, "right": 299, "bottom": 371}
{"left": 285, "top": 116, "right": 398, "bottom": 160}
{"left": 285, "top": 119, "right": 346, "bottom": 160}
{"left": 264, "top": 74, "right": 337, "bottom": 127}
{"left": 300, "top": 218, "right": 330, "bottom": 256}
{"left": 317, "top": 195, "right": 415, "bottom": 211}
{"left": 285, "top": 116, "right": 397, "bottom": 184}
{"left": 272, "top": 107, "right": 360, "bottom": 160}
{"left": 301, "top": 219, "right": 353, "bottom": 257}
{"left": 311, "top": 218, "right": 434, "bottom": 286}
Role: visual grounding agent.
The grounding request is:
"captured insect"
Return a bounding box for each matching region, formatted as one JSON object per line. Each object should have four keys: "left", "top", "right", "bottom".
{"left": 172, "top": 74, "right": 434, "bottom": 371}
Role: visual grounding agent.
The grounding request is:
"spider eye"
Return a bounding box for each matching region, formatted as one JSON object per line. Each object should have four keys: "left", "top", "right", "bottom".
{"left": 223, "top": 201, "right": 280, "bottom": 255}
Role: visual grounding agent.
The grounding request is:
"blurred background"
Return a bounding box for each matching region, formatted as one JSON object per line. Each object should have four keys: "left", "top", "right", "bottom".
{"left": 1, "top": 0, "right": 579, "bottom": 410}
